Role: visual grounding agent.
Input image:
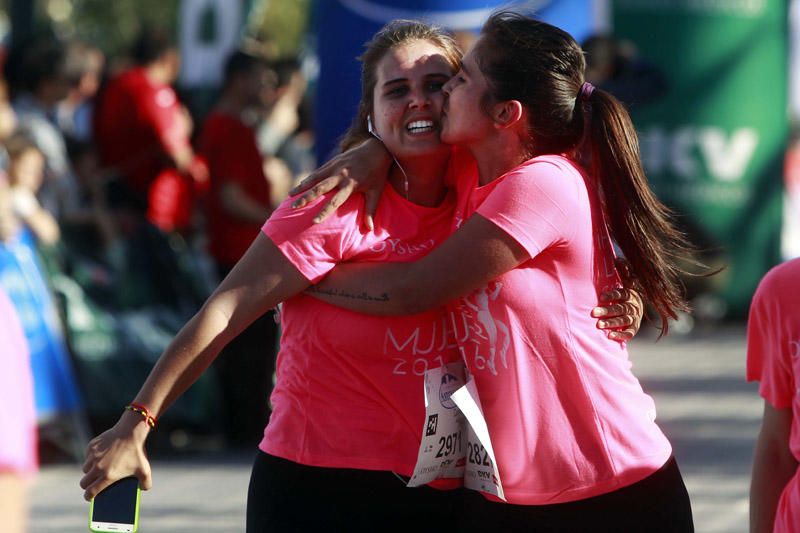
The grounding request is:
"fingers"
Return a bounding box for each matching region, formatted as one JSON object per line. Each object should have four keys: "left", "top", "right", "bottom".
{"left": 289, "top": 163, "right": 332, "bottom": 196}
{"left": 596, "top": 314, "right": 635, "bottom": 330}
{"left": 593, "top": 302, "right": 621, "bottom": 318}
{"left": 599, "top": 288, "right": 630, "bottom": 304}
{"left": 292, "top": 174, "right": 343, "bottom": 209}
{"left": 608, "top": 328, "right": 635, "bottom": 342}
{"left": 363, "top": 189, "right": 381, "bottom": 232}
{"left": 311, "top": 179, "right": 356, "bottom": 224}
{"left": 81, "top": 468, "right": 115, "bottom": 501}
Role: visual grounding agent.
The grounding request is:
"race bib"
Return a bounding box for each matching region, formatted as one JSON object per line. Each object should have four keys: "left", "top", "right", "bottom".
{"left": 451, "top": 376, "right": 505, "bottom": 501}
{"left": 407, "top": 361, "right": 467, "bottom": 487}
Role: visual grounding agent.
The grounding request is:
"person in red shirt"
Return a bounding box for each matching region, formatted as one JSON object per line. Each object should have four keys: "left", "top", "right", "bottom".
{"left": 196, "top": 48, "right": 280, "bottom": 445}
{"left": 199, "top": 49, "right": 278, "bottom": 273}
{"left": 93, "top": 27, "right": 207, "bottom": 233}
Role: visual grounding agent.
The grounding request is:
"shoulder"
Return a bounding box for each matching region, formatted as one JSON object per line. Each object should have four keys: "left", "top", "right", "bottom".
{"left": 754, "top": 258, "right": 800, "bottom": 309}
{"left": 493, "top": 155, "right": 585, "bottom": 201}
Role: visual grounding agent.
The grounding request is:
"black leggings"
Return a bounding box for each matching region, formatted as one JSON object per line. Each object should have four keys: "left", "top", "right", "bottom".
{"left": 247, "top": 452, "right": 692, "bottom": 533}
{"left": 459, "top": 456, "right": 694, "bottom": 533}
{"left": 246, "top": 452, "right": 462, "bottom": 532}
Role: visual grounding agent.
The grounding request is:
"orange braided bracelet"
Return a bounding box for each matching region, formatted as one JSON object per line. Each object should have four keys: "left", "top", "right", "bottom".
{"left": 125, "top": 403, "right": 157, "bottom": 428}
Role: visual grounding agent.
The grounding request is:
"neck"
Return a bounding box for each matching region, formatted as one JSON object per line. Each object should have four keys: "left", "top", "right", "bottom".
{"left": 389, "top": 149, "right": 450, "bottom": 207}
{"left": 469, "top": 132, "right": 528, "bottom": 186}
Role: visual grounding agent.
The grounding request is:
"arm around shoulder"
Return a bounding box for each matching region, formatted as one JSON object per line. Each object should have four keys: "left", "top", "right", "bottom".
{"left": 310, "top": 214, "right": 529, "bottom": 315}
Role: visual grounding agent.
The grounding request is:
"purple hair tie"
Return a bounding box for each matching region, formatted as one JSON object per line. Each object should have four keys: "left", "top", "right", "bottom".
{"left": 579, "top": 82, "right": 595, "bottom": 102}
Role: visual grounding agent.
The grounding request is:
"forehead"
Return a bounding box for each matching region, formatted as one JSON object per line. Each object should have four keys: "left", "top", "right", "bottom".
{"left": 375, "top": 40, "right": 454, "bottom": 81}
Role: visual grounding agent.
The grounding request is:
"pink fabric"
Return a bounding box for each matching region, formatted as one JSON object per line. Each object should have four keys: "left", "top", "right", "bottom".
{"left": 746, "top": 258, "right": 800, "bottom": 533}
{"left": 451, "top": 155, "right": 672, "bottom": 505}
{"left": 260, "top": 183, "right": 462, "bottom": 483}
{"left": 0, "top": 287, "right": 37, "bottom": 475}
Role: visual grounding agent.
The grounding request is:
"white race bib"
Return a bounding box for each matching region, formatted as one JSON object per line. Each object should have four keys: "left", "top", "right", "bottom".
{"left": 451, "top": 376, "right": 505, "bottom": 501}
{"left": 407, "top": 362, "right": 467, "bottom": 487}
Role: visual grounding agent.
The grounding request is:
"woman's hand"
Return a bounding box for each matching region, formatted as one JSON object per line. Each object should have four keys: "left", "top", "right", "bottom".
{"left": 79, "top": 411, "right": 153, "bottom": 501}
{"left": 592, "top": 287, "right": 644, "bottom": 342}
{"left": 290, "top": 138, "right": 391, "bottom": 230}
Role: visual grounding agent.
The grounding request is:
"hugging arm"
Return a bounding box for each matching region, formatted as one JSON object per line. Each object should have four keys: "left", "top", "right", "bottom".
{"left": 308, "top": 214, "right": 529, "bottom": 315}
{"left": 309, "top": 214, "right": 645, "bottom": 338}
{"left": 291, "top": 138, "right": 392, "bottom": 229}
{"left": 80, "top": 233, "right": 309, "bottom": 500}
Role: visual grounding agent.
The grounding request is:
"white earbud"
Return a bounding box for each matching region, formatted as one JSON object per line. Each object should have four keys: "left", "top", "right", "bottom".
{"left": 367, "top": 115, "right": 380, "bottom": 139}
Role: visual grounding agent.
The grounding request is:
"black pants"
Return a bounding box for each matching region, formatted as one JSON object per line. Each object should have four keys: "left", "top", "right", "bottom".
{"left": 459, "top": 456, "right": 694, "bottom": 533}
{"left": 247, "top": 452, "right": 692, "bottom": 533}
{"left": 246, "top": 452, "right": 463, "bottom": 532}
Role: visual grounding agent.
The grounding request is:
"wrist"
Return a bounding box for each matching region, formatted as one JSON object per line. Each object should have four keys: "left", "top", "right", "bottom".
{"left": 119, "top": 410, "right": 153, "bottom": 442}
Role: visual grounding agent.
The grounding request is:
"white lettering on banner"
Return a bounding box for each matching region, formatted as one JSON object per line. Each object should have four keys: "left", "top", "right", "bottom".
{"left": 698, "top": 128, "right": 759, "bottom": 182}
{"left": 639, "top": 126, "right": 759, "bottom": 182}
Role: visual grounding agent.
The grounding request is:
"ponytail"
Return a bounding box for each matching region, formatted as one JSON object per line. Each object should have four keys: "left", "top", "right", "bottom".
{"left": 585, "top": 89, "right": 694, "bottom": 336}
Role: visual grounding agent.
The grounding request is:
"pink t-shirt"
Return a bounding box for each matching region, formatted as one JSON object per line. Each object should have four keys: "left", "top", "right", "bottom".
{"left": 0, "top": 287, "right": 37, "bottom": 475}
{"left": 450, "top": 155, "right": 672, "bottom": 505}
{"left": 746, "top": 258, "right": 800, "bottom": 533}
{"left": 260, "top": 183, "right": 462, "bottom": 482}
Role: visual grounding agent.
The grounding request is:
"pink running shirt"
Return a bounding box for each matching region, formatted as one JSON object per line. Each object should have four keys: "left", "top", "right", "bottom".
{"left": 450, "top": 155, "right": 672, "bottom": 505}
{"left": 746, "top": 258, "right": 800, "bottom": 533}
{"left": 261, "top": 183, "right": 462, "bottom": 481}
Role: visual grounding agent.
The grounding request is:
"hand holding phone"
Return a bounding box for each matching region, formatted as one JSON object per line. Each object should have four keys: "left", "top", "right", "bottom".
{"left": 89, "top": 476, "right": 140, "bottom": 532}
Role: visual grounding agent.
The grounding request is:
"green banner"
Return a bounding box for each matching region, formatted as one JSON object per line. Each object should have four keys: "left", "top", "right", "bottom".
{"left": 612, "top": 0, "right": 788, "bottom": 318}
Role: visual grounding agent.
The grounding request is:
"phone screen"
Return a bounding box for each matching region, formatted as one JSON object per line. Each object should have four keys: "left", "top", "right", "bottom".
{"left": 90, "top": 476, "right": 139, "bottom": 531}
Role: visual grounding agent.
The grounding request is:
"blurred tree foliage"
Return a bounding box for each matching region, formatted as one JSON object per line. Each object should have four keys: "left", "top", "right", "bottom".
{"left": 247, "top": 0, "right": 311, "bottom": 56}
{"left": 0, "top": 0, "right": 310, "bottom": 58}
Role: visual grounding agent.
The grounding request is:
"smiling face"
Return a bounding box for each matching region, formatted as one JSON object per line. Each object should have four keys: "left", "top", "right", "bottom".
{"left": 371, "top": 39, "right": 454, "bottom": 160}
{"left": 440, "top": 37, "right": 497, "bottom": 149}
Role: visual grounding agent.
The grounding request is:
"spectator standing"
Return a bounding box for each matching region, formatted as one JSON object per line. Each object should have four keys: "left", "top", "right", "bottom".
{"left": 6, "top": 39, "right": 80, "bottom": 221}
{"left": 93, "top": 26, "right": 207, "bottom": 234}
{"left": 56, "top": 41, "right": 105, "bottom": 144}
{"left": 196, "top": 48, "right": 279, "bottom": 446}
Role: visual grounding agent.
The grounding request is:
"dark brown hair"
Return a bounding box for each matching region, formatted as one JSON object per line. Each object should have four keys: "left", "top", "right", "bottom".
{"left": 339, "top": 20, "right": 462, "bottom": 150}
{"left": 478, "top": 11, "right": 697, "bottom": 335}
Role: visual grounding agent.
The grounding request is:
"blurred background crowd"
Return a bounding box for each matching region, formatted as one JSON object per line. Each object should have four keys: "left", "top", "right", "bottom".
{"left": 0, "top": 0, "right": 797, "bottom": 520}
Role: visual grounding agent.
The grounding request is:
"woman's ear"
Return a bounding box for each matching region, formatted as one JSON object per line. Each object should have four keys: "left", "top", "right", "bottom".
{"left": 492, "top": 99, "right": 524, "bottom": 130}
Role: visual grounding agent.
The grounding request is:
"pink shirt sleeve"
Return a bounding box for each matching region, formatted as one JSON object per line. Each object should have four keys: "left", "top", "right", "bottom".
{"left": 476, "top": 158, "right": 578, "bottom": 259}
{"left": 262, "top": 193, "right": 365, "bottom": 283}
{"left": 746, "top": 266, "right": 795, "bottom": 409}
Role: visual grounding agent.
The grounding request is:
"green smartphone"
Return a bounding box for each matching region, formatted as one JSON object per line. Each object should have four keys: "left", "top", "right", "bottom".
{"left": 88, "top": 476, "right": 141, "bottom": 532}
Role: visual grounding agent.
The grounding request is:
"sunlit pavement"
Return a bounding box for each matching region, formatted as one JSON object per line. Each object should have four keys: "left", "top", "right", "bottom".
{"left": 30, "top": 325, "right": 755, "bottom": 532}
